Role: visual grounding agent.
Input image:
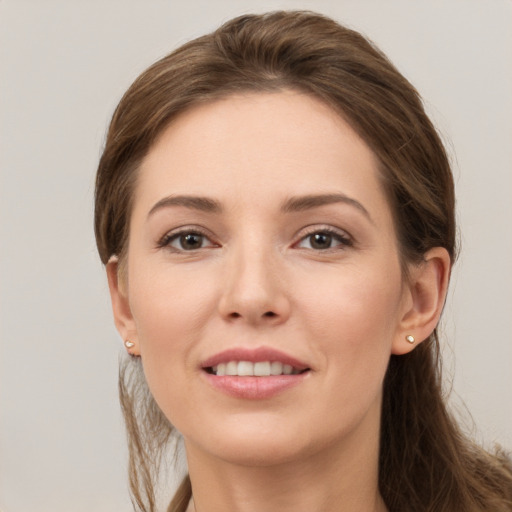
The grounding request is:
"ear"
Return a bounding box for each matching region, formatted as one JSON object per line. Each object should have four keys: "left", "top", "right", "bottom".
{"left": 392, "top": 247, "right": 451, "bottom": 355}
{"left": 106, "top": 257, "right": 140, "bottom": 356}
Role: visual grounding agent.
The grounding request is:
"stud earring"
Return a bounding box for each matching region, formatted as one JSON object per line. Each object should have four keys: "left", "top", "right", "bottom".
{"left": 125, "top": 340, "right": 135, "bottom": 349}
{"left": 405, "top": 335, "right": 415, "bottom": 344}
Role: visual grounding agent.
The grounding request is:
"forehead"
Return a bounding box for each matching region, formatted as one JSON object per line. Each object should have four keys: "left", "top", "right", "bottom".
{"left": 134, "top": 90, "right": 388, "bottom": 218}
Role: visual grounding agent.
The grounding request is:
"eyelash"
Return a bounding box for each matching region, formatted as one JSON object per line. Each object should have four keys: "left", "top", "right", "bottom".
{"left": 294, "top": 226, "right": 353, "bottom": 251}
{"left": 157, "top": 227, "right": 217, "bottom": 252}
{"left": 157, "top": 226, "right": 353, "bottom": 253}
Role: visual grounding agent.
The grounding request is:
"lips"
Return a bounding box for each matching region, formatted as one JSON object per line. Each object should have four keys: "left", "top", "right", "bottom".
{"left": 201, "top": 347, "right": 310, "bottom": 399}
{"left": 201, "top": 346, "right": 310, "bottom": 374}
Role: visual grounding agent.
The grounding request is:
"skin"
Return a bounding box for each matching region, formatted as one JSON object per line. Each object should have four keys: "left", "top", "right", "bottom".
{"left": 108, "top": 90, "right": 450, "bottom": 512}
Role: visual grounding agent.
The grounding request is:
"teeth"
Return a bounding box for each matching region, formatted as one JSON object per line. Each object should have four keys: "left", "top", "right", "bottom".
{"left": 283, "top": 364, "right": 293, "bottom": 375}
{"left": 254, "top": 361, "right": 270, "bottom": 376}
{"left": 226, "top": 361, "right": 238, "bottom": 376}
{"left": 238, "top": 361, "right": 253, "bottom": 376}
{"left": 270, "top": 361, "right": 283, "bottom": 375}
{"left": 210, "top": 361, "right": 304, "bottom": 376}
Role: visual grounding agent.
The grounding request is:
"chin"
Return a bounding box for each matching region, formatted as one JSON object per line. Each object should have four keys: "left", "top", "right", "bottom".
{"left": 182, "top": 411, "right": 346, "bottom": 468}
{"left": 197, "top": 435, "right": 314, "bottom": 468}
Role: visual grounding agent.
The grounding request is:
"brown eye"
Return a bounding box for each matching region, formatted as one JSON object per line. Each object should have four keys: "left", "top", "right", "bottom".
{"left": 309, "top": 233, "right": 332, "bottom": 250}
{"left": 159, "top": 230, "right": 214, "bottom": 251}
{"left": 296, "top": 229, "right": 352, "bottom": 251}
{"left": 178, "top": 233, "right": 204, "bottom": 250}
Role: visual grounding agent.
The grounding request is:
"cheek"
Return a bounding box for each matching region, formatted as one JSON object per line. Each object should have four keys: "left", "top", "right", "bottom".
{"left": 130, "top": 264, "right": 215, "bottom": 343}
{"left": 299, "top": 262, "right": 403, "bottom": 343}
{"left": 290, "top": 266, "right": 402, "bottom": 435}
{"left": 297, "top": 262, "right": 404, "bottom": 393}
{"left": 127, "top": 268, "right": 218, "bottom": 401}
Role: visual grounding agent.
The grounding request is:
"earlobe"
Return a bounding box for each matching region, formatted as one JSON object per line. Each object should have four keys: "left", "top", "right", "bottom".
{"left": 106, "top": 257, "right": 140, "bottom": 356}
{"left": 392, "top": 247, "right": 451, "bottom": 355}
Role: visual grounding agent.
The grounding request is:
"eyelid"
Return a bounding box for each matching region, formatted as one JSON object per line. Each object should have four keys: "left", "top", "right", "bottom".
{"left": 293, "top": 224, "right": 354, "bottom": 249}
{"left": 157, "top": 225, "right": 219, "bottom": 251}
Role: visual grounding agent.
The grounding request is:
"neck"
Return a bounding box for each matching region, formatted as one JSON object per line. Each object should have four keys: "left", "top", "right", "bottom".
{"left": 184, "top": 411, "right": 387, "bottom": 512}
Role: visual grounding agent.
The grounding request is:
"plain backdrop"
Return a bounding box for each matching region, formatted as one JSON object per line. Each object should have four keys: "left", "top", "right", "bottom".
{"left": 1, "top": 1, "right": 511, "bottom": 511}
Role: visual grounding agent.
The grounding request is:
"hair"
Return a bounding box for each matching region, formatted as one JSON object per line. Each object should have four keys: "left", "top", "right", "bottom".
{"left": 94, "top": 10, "right": 512, "bottom": 512}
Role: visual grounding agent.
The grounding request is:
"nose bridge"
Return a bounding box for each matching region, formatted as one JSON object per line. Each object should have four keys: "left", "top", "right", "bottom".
{"left": 218, "top": 231, "right": 289, "bottom": 324}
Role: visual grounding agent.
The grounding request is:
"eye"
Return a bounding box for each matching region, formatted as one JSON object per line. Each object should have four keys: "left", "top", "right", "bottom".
{"left": 159, "top": 230, "right": 216, "bottom": 251}
{"left": 174, "top": 232, "right": 207, "bottom": 250}
{"left": 296, "top": 229, "right": 352, "bottom": 250}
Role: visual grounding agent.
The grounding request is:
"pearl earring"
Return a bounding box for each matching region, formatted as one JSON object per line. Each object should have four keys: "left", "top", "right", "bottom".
{"left": 125, "top": 340, "right": 135, "bottom": 349}
{"left": 405, "top": 335, "right": 415, "bottom": 344}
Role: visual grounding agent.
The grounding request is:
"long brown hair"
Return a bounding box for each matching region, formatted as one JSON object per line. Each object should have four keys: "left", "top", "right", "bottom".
{"left": 94, "top": 11, "right": 512, "bottom": 512}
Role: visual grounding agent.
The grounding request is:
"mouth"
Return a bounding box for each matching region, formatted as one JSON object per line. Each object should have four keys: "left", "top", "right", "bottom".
{"left": 201, "top": 347, "right": 310, "bottom": 399}
{"left": 205, "top": 361, "right": 310, "bottom": 377}
{"left": 201, "top": 346, "right": 311, "bottom": 377}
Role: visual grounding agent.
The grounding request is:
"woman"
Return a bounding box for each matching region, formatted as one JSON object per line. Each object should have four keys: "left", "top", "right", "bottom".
{"left": 94, "top": 11, "right": 512, "bottom": 512}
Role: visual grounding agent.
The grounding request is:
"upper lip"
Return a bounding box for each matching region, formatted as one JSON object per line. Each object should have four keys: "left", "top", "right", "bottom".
{"left": 201, "top": 346, "right": 310, "bottom": 372}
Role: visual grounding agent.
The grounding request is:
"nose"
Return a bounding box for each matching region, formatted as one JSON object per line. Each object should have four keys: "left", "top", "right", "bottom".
{"left": 217, "top": 243, "right": 291, "bottom": 326}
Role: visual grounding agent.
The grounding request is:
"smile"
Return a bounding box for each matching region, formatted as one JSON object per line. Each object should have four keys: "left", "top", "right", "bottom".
{"left": 201, "top": 347, "right": 311, "bottom": 399}
{"left": 207, "top": 361, "right": 306, "bottom": 376}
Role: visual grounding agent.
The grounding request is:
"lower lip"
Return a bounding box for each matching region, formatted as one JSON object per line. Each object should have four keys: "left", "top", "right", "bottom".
{"left": 203, "top": 372, "right": 308, "bottom": 399}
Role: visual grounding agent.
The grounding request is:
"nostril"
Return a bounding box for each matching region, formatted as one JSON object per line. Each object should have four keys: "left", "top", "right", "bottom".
{"left": 224, "top": 310, "right": 280, "bottom": 321}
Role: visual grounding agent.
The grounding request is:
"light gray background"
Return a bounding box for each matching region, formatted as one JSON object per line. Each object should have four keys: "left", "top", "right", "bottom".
{"left": 1, "top": 1, "right": 511, "bottom": 511}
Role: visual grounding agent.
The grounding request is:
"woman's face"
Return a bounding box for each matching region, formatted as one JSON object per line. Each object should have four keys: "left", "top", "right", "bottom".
{"left": 116, "top": 91, "right": 415, "bottom": 466}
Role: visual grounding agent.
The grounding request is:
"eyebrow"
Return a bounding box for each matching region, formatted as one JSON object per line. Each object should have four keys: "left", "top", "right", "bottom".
{"left": 147, "top": 192, "right": 373, "bottom": 223}
{"left": 148, "top": 195, "right": 222, "bottom": 218}
{"left": 281, "top": 193, "right": 373, "bottom": 223}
